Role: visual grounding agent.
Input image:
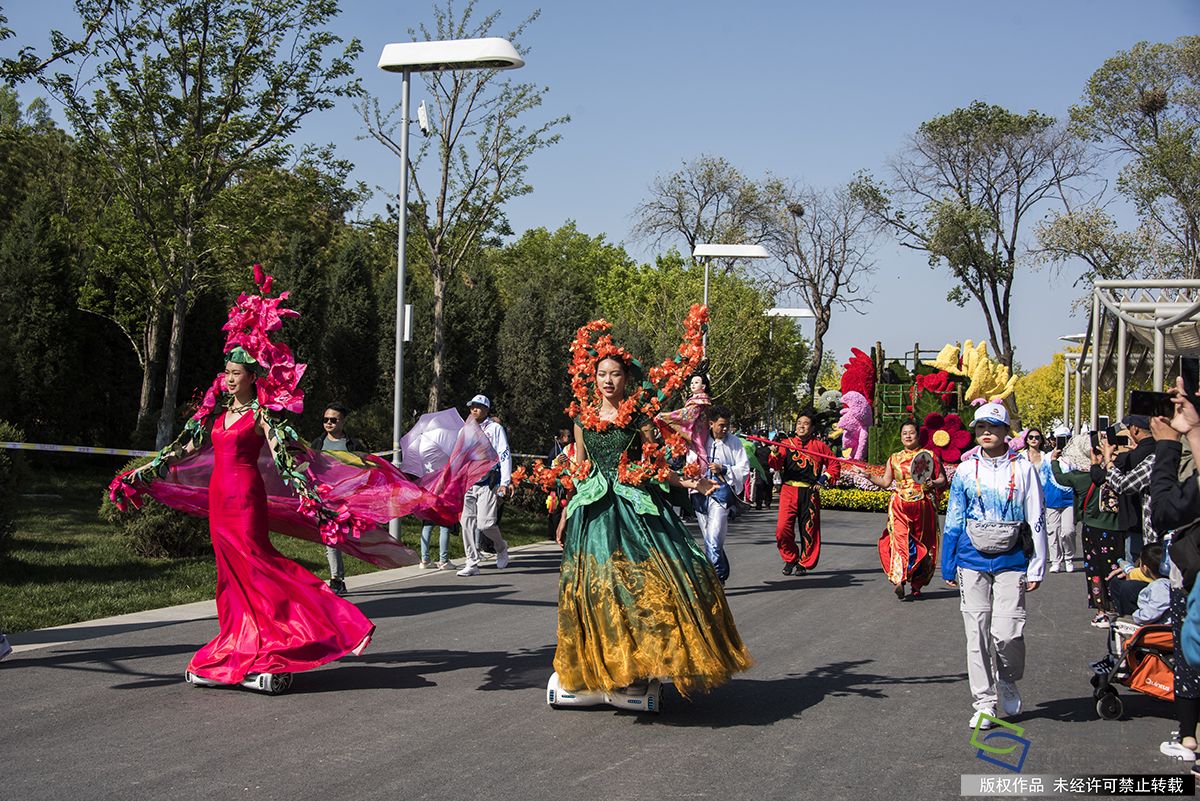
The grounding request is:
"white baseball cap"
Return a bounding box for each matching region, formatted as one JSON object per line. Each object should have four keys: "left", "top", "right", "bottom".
{"left": 972, "top": 402, "right": 1010, "bottom": 428}
{"left": 468, "top": 394, "right": 491, "bottom": 409}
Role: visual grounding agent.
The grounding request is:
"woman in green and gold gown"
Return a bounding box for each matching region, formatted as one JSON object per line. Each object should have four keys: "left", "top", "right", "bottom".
{"left": 551, "top": 313, "right": 751, "bottom": 698}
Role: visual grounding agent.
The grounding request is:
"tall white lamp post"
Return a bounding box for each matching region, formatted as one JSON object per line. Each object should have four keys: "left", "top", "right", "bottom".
{"left": 765, "top": 307, "right": 815, "bottom": 429}
{"left": 692, "top": 243, "right": 770, "bottom": 354}
{"left": 378, "top": 38, "right": 524, "bottom": 539}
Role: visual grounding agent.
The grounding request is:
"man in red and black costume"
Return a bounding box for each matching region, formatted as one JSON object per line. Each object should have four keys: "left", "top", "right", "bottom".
{"left": 769, "top": 412, "right": 840, "bottom": 575}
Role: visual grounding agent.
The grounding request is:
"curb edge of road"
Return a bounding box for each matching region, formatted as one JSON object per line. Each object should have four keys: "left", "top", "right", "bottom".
{"left": 7, "top": 540, "right": 562, "bottom": 656}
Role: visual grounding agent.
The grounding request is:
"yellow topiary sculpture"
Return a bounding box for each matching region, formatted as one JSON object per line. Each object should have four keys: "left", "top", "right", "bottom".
{"left": 923, "top": 340, "right": 1017, "bottom": 404}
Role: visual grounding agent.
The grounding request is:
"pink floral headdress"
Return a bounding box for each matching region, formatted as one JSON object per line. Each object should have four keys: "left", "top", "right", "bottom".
{"left": 193, "top": 264, "right": 306, "bottom": 420}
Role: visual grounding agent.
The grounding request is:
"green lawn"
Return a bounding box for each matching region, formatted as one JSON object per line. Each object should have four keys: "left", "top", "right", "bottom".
{"left": 1, "top": 467, "right": 552, "bottom": 634}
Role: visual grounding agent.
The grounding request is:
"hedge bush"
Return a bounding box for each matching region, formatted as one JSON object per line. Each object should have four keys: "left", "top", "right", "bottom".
{"left": 99, "top": 456, "right": 210, "bottom": 558}
{"left": 821, "top": 487, "right": 949, "bottom": 514}
{"left": 0, "top": 420, "right": 30, "bottom": 554}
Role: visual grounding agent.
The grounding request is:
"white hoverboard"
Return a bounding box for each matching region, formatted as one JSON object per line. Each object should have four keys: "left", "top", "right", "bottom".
{"left": 185, "top": 670, "right": 292, "bottom": 695}
{"left": 546, "top": 672, "right": 662, "bottom": 713}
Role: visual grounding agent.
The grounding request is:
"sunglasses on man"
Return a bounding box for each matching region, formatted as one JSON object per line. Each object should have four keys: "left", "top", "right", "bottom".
{"left": 323, "top": 417, "right": 342, "bottom": 424}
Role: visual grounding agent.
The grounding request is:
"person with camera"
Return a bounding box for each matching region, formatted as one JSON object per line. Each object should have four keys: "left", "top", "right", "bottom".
{"left": 942, "top": 403, "right": 1046, "bottom": 731}
{"left": 1147, "top": 378, "right": 1200, "bottom": 767}
{"left": 1103, "top": 415, "right": 1161, "bottom": 560}
{"left": 1049, "top": 435, "right": 1124, "bottom": 625}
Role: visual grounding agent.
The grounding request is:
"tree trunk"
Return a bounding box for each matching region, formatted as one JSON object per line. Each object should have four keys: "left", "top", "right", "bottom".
{"left": 428, "top": 269, "right": 446, "bottom": 413}
{"left": 806, "top": 315, "right": 831, "bottom": 408}
{"left": 137, "top": 304, "right": 166, "bottom": 430}
{"left": 155, "top": 290, "right": 189, "bottom": 448}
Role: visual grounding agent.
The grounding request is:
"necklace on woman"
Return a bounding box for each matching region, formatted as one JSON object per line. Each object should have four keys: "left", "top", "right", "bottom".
{"left": 227, "top": 398, "right": 255, "bottom": 414}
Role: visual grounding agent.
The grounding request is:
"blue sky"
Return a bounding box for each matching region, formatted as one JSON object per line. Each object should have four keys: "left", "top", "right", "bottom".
{"left": 5, "top": 0, "right": 1198, "bottom": 372}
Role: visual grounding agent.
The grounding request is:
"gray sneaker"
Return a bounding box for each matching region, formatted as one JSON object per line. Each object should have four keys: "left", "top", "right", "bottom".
{"left": 998, "top": 680, "right": 1022, "bottom": 717}
{"left": 437, "top": 560, "right": 457, "bottom": 570}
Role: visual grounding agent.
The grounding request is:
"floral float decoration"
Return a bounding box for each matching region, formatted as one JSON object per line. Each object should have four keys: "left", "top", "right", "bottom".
{"left": 911, "top": 369, "right": 956, "bottom": 407}
{"left": 919, "top": 412, "right": 972, "bottom": 465}
{"left": 840, "top": 347, "right": 876, "bottom": 404}
{"left": 924, "top": 340, "right": 1017, "bottom": 404}
{"left": 836, "top": 391, "right": 873, "bottom": 460}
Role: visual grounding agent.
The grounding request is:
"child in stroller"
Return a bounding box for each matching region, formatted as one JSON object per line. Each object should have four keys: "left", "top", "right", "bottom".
{"left": 1089, "top": 544, "right": 1173, "bottom": 720}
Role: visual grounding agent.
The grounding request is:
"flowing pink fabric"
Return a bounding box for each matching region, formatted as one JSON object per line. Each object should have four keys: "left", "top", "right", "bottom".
{"left": 136, "top": 418, "right": 498, "bottom": 568}
{"left": 187, "top": 412, "right": 374, "bottom": 683}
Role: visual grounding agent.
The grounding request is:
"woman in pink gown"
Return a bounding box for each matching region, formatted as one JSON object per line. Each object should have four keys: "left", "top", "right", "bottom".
{"left": 110, "top": 266, "right": 497, "bottom": 693}
{"left": 186, "top": 361, "right": 373, "bottom": 688}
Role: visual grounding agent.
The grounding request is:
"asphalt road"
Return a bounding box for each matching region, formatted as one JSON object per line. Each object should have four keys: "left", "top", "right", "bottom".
{"left": 1, "top": 508, "right": 1190, "bottom": 801}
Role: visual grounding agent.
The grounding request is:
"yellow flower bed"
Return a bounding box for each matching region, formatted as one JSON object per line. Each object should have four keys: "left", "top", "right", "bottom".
{"left": 821, "top": 488, "right": 949, "bottom": 514}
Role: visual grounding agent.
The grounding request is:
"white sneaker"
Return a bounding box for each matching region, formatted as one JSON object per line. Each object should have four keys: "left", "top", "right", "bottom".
{"left": 457, "top": 565, "right": 480, "bottom": 577}
{"left": 1065, "top": 562, "right": 1076, "bottom": 572}
{"left": 496, "top": 549, "right": 510, "bottom": 569}
{"left": 998, "top": 680, "right": 1022, "bottom": 717}
{"left": 1160, "top": 739, "right": 1197, "bottom": 761}
{"left": 437, "top": 560, "right": 457, "bottom": 570}
{"left": 1049, "top": 563, "right": 1062, "bottom": 573}
{"left": 969, "top": 708, "right": 998, "bottom": 730}
{"left": 0, "top": 634, "right": 12, "bottom": 662}
{"left": 419, "top": 559, "right": 437, "bottom": 569}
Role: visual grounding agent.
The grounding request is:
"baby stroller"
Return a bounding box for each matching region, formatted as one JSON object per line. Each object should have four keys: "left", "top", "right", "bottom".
{"left": 1089, "top": 618, "right": 1175, "bottom": 719}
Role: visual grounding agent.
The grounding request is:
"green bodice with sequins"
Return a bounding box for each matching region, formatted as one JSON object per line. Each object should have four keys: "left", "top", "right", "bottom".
{"left": 582, "top": 425, "right": 641, "bottom": 478}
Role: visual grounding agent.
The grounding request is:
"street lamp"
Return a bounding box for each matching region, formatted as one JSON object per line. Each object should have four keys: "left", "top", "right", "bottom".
{"left": 692, "top": 243, "right": 770, "bottom": 353}
{"left": 764, "top": 307, "right": 814, "bottom": 429}
{"left": 378, "top": 37, "right": 524, "bottom": 539}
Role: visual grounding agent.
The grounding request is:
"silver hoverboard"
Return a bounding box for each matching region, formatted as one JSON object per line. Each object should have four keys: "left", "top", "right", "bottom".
{"left": 546, "top": 672, "right": 662, "bottom": 713}
{"left": 185, "top": 670, "right": 292, "bottom": 695}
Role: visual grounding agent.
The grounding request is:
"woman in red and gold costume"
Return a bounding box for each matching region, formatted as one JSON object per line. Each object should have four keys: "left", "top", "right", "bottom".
{"left": 853, "top": 419, "right": 947, "bottom": 600}
{"left": 769, "top": 412, "right": 840, "bottom": 575}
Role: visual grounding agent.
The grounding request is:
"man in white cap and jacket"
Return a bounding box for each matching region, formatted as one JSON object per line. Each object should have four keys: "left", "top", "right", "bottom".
{"left": 458, "top": 394, "right": 513, "bottom": 576}
{"left": 942, "top": 402, "right": 1047, "bottom": 731}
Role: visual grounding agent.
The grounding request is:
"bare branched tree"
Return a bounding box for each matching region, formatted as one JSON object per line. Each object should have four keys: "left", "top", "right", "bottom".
{"left": 766, "top": 182, "right": 880, "bottom": 400}
{"left": 631, "top": 153, "right": 779, "bottom": 273}
{"left": 359, "top": 0, "right": 568, "bottom": 411}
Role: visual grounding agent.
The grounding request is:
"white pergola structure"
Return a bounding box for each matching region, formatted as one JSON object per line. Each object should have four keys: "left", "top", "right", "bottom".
{"left": 1080, "top": 279, "right": 1200, "bottom": 427}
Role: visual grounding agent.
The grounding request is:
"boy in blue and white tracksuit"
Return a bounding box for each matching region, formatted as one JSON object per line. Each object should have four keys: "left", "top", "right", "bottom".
{"left": 942, "top": 403, "right": 1047, "bottom": 730}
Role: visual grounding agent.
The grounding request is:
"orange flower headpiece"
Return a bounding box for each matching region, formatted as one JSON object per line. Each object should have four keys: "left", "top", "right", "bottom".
{"left": 566, "top": 305, "right": 708, "bottom": 436}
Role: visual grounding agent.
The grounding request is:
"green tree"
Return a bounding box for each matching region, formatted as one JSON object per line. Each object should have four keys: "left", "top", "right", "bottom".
{"left": 20, "top": 0, "right": 362, "bottom": 446}
{"left": 360, "top": 0, "right": 568, "bottom": 412}
{"left": 492, "top": 223, "right": 631, "bottom": 452}
{"left": 596, "top": 252, "right": 807, "bottom": 426}
{"left": 1069, "top": 36, "right": 1200, "bottom": 279}
{"left": 852, "top": 102, "right": 1093, "bottom": 367}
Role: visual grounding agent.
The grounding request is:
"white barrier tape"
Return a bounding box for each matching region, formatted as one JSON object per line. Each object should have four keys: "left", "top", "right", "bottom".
{"left": 0, "top": 441, "right": 156, "bottom": 457}
{"left": 2, "top": 441, "right": 551, "bottom": 462}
